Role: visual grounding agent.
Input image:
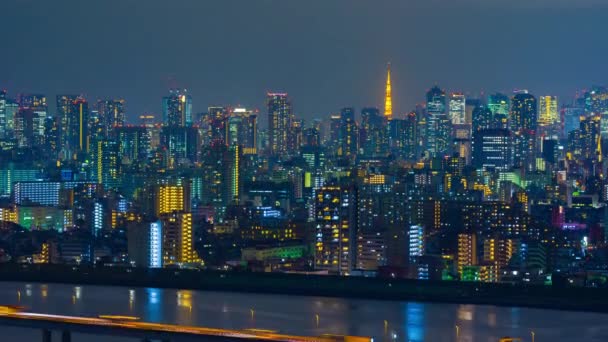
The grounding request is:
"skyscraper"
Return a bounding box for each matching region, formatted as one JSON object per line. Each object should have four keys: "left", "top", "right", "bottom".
{"left": 56, "top": 95, "right": 78, "bottom": 150}
{"left": 538, "top": 96, "right": 558, "bottom": 127}
{"left": 426, "top": 86, "right": 450, "bottom": 155}
{"left": 449, "top": 93, "right": 466, "bottom": 125}
{"left": 339, "top": 107, "right": 358, "bottom": 159}
{"left": 384, "top": 64, "right": 392, "bottom": 119}
{"left": 488, "top": 93, "right": 510, "bottom": 117}
{"left": 360, "top": 107, "right": 388, "bottom": 158}
{"left": 510, "top": 92, "right": 537, "bottom": 170}
{"left": 97, "top": 99, "right": 126, "bottom": 135}
{"left": 472, "top": 128, "right": 513, "bottom": 172}
{"left": 66, "top": 96, "right": 90, "bottom": 155}
{"left": 0, "top": 90, "right": 6, "bottom": 139}
{"left": 94, "top": 140, "right": 121, "bottom": 189}
{"left": 163, "top": 89, "right": 192, "bottom": 127}
{"left": 267, "top": 92, "right": 291, "bottom": 157}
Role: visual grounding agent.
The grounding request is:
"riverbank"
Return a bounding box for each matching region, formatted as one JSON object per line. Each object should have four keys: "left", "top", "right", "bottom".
{"left": 0, "top": 264, "right": 607, "bottom": 313}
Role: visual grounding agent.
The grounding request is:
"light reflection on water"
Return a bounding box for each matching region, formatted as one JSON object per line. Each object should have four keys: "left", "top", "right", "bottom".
{"left": 0, "top": 281, "right": 607, "bottom": 342}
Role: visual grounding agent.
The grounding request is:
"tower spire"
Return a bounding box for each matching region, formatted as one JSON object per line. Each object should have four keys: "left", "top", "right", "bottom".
{"left": 384, "top": 63, "right": 392, "bottom": 119}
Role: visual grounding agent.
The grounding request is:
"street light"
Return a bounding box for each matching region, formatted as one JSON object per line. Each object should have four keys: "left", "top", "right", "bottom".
{"left": 531, "top": 331, "right": 535, "bottom": 342}
{"left": 455, "top": 325, "right": 460, "bottom": 341}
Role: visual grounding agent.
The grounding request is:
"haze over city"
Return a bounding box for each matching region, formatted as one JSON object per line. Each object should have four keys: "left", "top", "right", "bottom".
{"left": 2, "top": 0, "right": 608, "bottom": 120}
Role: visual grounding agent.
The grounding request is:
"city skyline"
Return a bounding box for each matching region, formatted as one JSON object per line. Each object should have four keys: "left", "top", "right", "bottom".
{"left": 1, "top": 1, "right": 608, "bottom": 120}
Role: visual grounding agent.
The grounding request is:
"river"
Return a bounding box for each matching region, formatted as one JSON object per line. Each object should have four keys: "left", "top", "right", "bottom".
{"left": 0, "top": 281, "right": 606, "bottom": 341}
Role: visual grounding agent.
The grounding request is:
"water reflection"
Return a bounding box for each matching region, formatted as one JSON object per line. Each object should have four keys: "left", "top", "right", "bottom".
{"left": 145, "top": 288, "right": 162, "bottom": 322}
{"left": 405, "top": 302, "right": 424, "bottom": 342}
{"left": 1, "top": 282, "right": 608, "bottom": 342}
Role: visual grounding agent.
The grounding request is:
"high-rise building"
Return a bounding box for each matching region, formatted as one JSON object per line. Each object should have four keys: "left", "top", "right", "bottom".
{"left": 94, "top": 140, "right": 121, "bottom": 189}
{"left": 0, "top": 90, "right": 6, "bottom": 139}
{"left": 160, "top": 211, "right": 197, "bottom": 265}
{"left": 510, "top": 92, "right": 538, "bottom": 133}
{"left": 315, "top": 185, "right": 357, "bottom": 275}
{"left": 227, "top": 108, "right": 257, "bottom": 153}
{"left": 488, "top": 93, "right": 510, "bottom": 117}
{"left": 510, "top": 92, "right": 538, "bottom": 170}
{"left": 64, "top": 97, "right": 90, "bottom": 155}
{"left": 160, "top": 126, "right": 199, "bottom": 168}
{"left": 267, "top": 93, "right": 291, "bottom": 157}
{"left": 128, "top": 220, "right": 163, "bottom": 268}
{"left": 56, "top": 95, "right": 79, "bottom": 150}
{"left": 97, "top": 99, "right": 126, "bottom": 135}
{"left": 388, "top": 116, "right": 418, "bottom": 160}
{"left": 538, "top": 96, "right": 558, "bottom": 127}
{"left": 449, "top": 93, "right": 466, "bottom": 125}
{"left": 384, "top": 63, "right": 392, "bottom": 119}
{"left": 472, "top": 128, "right": 513, "bottom": 172}
{"left": 17, "top": 94, "right": 47, "bottom": 146}
{"left": 339, "top": 107, "right": 358, "bottom": 159}
{"left": 163, "top": 89, "right": 192, "bottom": 127}
{"left": 360, "top": 107, "right": 387, "bottom": 158}
{"left": 426, "top": 86, "right": 450, "bottom": 155}
{"left": 116, "top": 126, "right": 150, "bottom": 164}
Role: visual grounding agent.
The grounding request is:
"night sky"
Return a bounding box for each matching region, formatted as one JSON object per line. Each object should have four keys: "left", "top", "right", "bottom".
{"left": 1, "top": 0, "right": 607, "bottom": 123}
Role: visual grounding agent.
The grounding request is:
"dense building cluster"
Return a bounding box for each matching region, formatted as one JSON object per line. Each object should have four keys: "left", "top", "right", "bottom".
{"left": 1, "top": 67, "right": 608, "bottom": 287}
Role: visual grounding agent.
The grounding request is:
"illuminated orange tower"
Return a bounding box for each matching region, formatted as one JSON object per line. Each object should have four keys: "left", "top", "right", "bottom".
{"left": 384, "top": 63, "right": 393, "bottom": 119}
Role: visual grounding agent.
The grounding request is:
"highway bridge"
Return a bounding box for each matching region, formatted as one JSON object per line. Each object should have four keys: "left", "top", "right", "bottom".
{"left": 0, "top": 307, "right": 372, "bottom": 342}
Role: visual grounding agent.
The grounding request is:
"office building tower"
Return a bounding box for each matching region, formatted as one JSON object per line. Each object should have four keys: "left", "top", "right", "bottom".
{"left": 510, "top": 92, "right": 537, "bottom": 170}
{"left": 426, "top": 86, "right": 450, "bottom": 155}
{"left": 384, "top": 64, "right": 392, "bottom": 119}
{"left": 160, "top": 211, "right": 196, "bottom": 265}
{"left": 205, "top": 106, "right": 227, "bottom": 146}
{"left": 97, "top": 99, "right": 126, "bottom": 135}
{"left": 128, "top": 220, "right": 163, "bottom": 268}
{"left": 56, "top": 95, "right": 79, "bottom": 149}
{"left": 388, "top": 116, "right": 417, "bottom": 160}
{"left": 267, "top": 93, "right": 291, "bottom": 157}
{"left": 116, "top": 126, "right": 150, "bottom": 164}
{"left": 472, "top": 128, "right": 513, "bottom": 172}
{"left": 339, "top": 107, "right": 358, "bottom": 159}
{"left": 584, "top": 86, "right": 608, "bottom": 116}
{"left": 488, "top": 93, "right": 510, "bottom": 117}
{"left": 449, "top": 93, "right": 466, "bottom": 125}
{"left": 472, "top": 105, "right": 494, "bottom": 132}
{"left": 227, "top": 108, "right": 257, "bottom": 153}
{"left": 14, "top": 108, "right": 34, "bottom": 147}
{"left": 17, "top": 94, "right": 47, "bottom": 146}
{"left": 0, "top": 90, "right": 6, "bottom": 138}
{"left": 94, "top": 140, "right": 121, "bottom": 189}
{"left": 163, "top": 89, "right": 192, "bottom": 127}
{"left": 360, "top": 107, "right": 388, "bottom": 158}
{"left": 160, "top": 126, "right": 199, "bottom": 168}
{"left": 315, "top": 185, "right": 357, "bottom": 275}
{"left": 44, "top": 116, "right": 60, "bottom": 156}
{"left": 538, "top": 96, "right": 558, "bottom": 127}
{"left": 63, "top": 96, "right": 90, "bottom": 155}
{"left": 510, "top": 92, "right": 538, "bottom": 133}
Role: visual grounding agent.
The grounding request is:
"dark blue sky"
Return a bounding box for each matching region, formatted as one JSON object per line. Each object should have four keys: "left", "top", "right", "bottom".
{"left": 1, "top": 0, "right": 607, "bottom": 123}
